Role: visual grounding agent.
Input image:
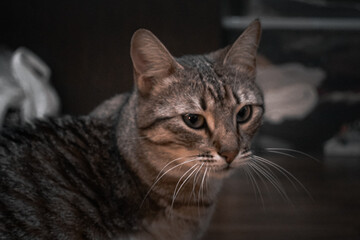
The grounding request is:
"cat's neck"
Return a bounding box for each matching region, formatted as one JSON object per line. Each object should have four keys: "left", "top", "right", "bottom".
{"left": 116, "top": 92, "right": 138, "bottom": 163}
{"left": 115, "top": 92, "right": 160, "bottom": 193}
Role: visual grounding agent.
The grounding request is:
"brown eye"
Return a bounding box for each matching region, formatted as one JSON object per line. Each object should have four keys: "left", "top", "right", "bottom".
{"left": 237, "top": 105, "right": 252, "bottom": 124}
{"left": 182, "top": 114, "right": 205, "bottom": 129}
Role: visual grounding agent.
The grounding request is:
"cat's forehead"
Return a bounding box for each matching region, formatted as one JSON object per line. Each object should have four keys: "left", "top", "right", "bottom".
{"left": 177, "top": 55, "right": 219, "bottom": 83}
{"left": 175, "top": 55, "right": 263, "bottom": 106}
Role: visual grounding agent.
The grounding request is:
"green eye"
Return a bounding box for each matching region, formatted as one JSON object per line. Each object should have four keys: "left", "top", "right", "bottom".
{"left": 237, "top": 105, "right": 252, "bottom": 124}
{"left": 182, "top": 114, "right": 205, "bottom": 129}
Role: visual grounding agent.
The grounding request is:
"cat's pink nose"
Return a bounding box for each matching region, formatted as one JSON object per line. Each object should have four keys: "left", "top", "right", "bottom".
{"left": 219, "top": 150, "right": 238, "bottom": 164}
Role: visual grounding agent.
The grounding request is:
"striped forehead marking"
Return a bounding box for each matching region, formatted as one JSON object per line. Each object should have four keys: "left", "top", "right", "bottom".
{"left": 188, "top": 56, "right": 230, "bottom": 102}
{"left": 177, "top": 55, "right": 261, "bottom": 107}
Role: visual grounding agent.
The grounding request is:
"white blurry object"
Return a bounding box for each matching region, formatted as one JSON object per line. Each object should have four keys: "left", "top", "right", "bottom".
{"left": 256, "top": 63, "right": 325, "bottom": 124}
{"left": 324, "top": 135, "right": 360, "bottom": 157}
{"left": 0, "top": 47, "right": 60, "bottom": 128}
{"left": 0, "top": 50, "right": 23, "bottom": 127}
{"left": 324, "top": 121, "right": 360, "bottom": 157}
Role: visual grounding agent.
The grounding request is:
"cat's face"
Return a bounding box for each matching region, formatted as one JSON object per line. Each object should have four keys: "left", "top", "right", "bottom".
{"left": 130, "top": 21, "right": 263, "bottom": 185}
{"left": 136, "top": 61, "right": 263, "bottom": 179}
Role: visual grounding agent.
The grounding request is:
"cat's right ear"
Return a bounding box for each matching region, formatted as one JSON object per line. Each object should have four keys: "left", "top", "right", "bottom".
{"left": 130, "top": 29, "right": 182, "bottom": 96}
{"left": 222, "top": 19, "right": 262, "bottom": 77}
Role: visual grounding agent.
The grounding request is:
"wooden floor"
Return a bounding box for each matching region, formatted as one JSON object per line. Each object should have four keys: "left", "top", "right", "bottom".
{"left": 202, "top": 154, "right": 360, "bottom": 240}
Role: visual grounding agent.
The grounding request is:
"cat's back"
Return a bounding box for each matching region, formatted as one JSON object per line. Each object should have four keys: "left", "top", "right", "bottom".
{"left": 0, "top": 116, "right": 112, "bottom": 174}
{"left": 0, "top": 117, "right": 144, "bottom": 239}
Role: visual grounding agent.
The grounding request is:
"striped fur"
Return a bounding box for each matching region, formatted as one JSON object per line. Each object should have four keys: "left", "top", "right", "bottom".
{"left": 1, "top": 20, "right": 263, "bottom": 239}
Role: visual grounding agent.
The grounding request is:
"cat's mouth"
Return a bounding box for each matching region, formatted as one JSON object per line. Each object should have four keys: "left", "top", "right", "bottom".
{"left": 196, "top": 154, "right": 250, "bottom": 174}
{"left": 198, "top": 158, "right": 234, "bottom": 173}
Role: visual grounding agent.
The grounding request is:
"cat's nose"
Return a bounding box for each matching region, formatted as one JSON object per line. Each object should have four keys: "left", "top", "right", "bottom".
{"left": 219, "top": 150, "right": 238, "bottom": 164}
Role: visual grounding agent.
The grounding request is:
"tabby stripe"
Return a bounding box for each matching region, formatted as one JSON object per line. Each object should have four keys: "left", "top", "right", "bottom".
{"left": 143, "top": 137, "right": 178, "bottom": 146}
{"left": 207, "top": 84, "right": 218, "bottom": 101}
{"left": 138, "top": 116, "right": 173, "bottom": 131}
{"left": 200, "top": 96, "right": 207, "bottom": 111}
{"left": 165, "top": 126, "right": 203, "bottom": 145}
{"left": 232, "top": 88, "right": 241, "bottom": 104}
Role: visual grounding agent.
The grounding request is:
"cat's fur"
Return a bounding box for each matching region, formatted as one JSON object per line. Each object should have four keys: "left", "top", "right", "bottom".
{"left": 0, "top": 20, "right": 263, "bottom": 240}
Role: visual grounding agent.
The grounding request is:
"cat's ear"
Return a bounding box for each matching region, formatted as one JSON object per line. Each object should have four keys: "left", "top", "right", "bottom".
{"left": 130, "top": 29, "right": 182, "bottom": 96}
{"left": 223, "top": 19, "right": 261, "bottom": 76}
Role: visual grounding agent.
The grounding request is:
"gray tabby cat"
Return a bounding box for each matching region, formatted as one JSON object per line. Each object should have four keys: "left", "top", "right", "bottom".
{"left": 0, "top": 20, "right": 263, "bottom": 240}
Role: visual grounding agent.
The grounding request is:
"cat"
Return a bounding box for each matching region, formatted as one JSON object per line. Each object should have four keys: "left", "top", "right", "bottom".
{"left": 0, "top": 20, "right": 263, "bottom": 240}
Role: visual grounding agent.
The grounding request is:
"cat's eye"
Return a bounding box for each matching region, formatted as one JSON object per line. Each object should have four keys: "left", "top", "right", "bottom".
{"left": 236, "top": 105, "right": 252, "bottom": 124}
{"left": 182, "top": 114, "right": 205, "bottom": 129}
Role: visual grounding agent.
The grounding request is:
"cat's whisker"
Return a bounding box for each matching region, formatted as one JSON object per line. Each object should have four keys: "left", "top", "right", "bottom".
{"left": 232, "top": 156, "right": 252, "bottom": 168}
{"left": 234, "top": 150, "right": 253, "bottom": 163}
{"left": 265, "top": 147, "right": 320, "bottom": 163}
{"left": 253, "top": 155, "right": 313, "bottom": 199}
{"left": 254, "top": 157, "right": 298, "bottom": 192}
{"left": 254, "top": 155, "right": 302, "bottom": 189}
{"left": 198, "top": 167, "right": 208, "bottom": 207}
{"left": 245, "top": 160, "right": 274, "bottom": 196}
{"left": 240, "top": 150, "right": 253, "bottom": 158}
{"left": 196, "top": 165, "right": 206, "bottom": 212}
{"left": 171, "top": 164, "right": 200, "bottom": 208}
{"left": 243, "top": 164, "right": 265, "bottom": 207}
{"left": 248, "top": 160, "right": 291, "bottom": 202}
{"left": 250, "top": 157, "right": 282, "bottom": 187}
{"left": 131, "top": 134, "right": 169, "bottom": 141}
{"left": 140, "top": 158, "right": 200, "bottom": 208}
{"left": 205, "top": 167, "right": 211, "bottom": 192}
{"left": 266, "top": 150, "right": 296, "bottom": 159}
{"left": 247, "top": 162, "right": 276, "bottom": 200}
{"left": 155, "top": 155, "right": 198, "bottom": 182}
{"left": 191, "top": 163, "right": 204, "bottom": 199}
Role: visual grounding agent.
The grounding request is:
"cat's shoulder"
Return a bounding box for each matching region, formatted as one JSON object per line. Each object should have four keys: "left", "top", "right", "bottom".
{"left": 90, "top": 93, "right": 130, "bottom": 119}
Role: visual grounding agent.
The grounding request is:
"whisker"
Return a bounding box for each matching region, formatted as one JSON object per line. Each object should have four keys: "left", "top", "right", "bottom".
{"left": 253, "top": 155, "right": 313, "bottom": 199}
{"left": 266, "top": 150, "right": 296, "bottom": 159}
{"left": 198, "top": 167, "right": 208, "bottom": 206}
{"left": 129, "top": 134, "right": 168, "bottom": 141}
{"left": 265, "top": 148, "right": 320, "bottom": 162}
{"left": 248, "top": 159, "right": 280, "bottom": 195}
{"left": 241, "top": 166, "right": 257, "bottom": 197}
{"left": 254, "top": 156, "right": 298, "bottom": 191}
{"left": 156, "top": 155, "right": 198, "bottom": 181}
{"left": 204, "top": 166, "right": 211, "bottom": 194}
{"left": 239, "top": 150, "right": 253, "bottom": 158}
{"left": 249, "top": 160, "right": 291, "bottom": 202}
{"left": 191, "top": 163, "right": 204, "bottom": 200}
{"left": 254, "top": 155, "right": 303, "bottom": 188}
{"left": 244, "top": 164, "right": 265, "bottom": 207}
{"left": 140, "top": 158, "right": 199, "bottom": 208}
{"left": 231, "top": 156, "right": 252, "bottom": 168}
{"left": 249, "top": 161, "right": 286, "bottom": 204}
{"left": 172, "top": 164, "right": 200, "bottom": 208}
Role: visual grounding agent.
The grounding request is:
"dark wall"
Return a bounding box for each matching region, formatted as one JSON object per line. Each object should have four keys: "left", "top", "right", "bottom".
{"left": 0, "top": 0, "right": 221, "bottom": 115}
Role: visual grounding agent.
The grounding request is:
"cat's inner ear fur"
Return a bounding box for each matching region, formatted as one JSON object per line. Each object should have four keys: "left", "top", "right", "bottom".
{"left": 222, "top": 19, "right": 261, "bottom": 77}
{"left": 130, "top": 29, "right": 182, "bottom": 95}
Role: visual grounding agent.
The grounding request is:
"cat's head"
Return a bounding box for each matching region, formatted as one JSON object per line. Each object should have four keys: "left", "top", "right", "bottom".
{"left": 130, "top": 20, "right": 263, "bottom": 183}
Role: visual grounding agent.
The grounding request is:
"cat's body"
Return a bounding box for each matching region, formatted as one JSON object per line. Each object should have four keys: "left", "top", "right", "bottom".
{"left": 0, "top": 107, "right": 211, "bottom": 240}
{"left": 1, "top": 20, "right": 263, "bottom": 239}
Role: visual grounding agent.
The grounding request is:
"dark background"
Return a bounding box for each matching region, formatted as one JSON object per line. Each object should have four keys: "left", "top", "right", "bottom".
{"left": 0, "top": 0, "right": 221, "bottom": 115}
{"left": 1, "top": 0, "right": 360, "bottom": 239}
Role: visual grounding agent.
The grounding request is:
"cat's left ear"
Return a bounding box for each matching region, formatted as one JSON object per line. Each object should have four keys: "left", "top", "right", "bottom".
{"left": 222, "top": 19, "right": 262, "bottom": 77}
{"left": 130, "top": 29, "right": 182, "bottom": 96}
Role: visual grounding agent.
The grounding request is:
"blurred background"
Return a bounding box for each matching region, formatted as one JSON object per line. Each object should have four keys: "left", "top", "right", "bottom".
{"left": 0, "top": 0, "right": 359, "bottom": 239}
